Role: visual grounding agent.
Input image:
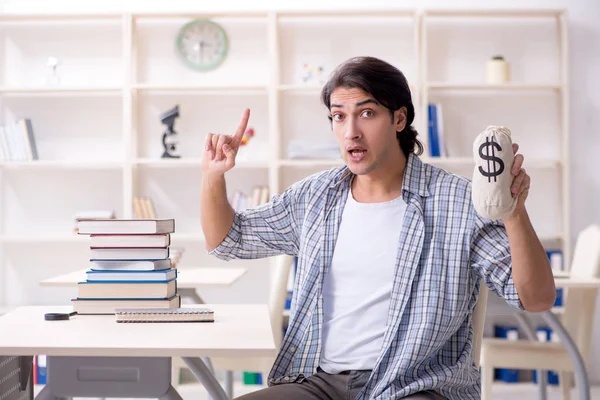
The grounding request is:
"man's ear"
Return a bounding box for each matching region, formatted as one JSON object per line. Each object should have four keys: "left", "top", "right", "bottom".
{"left": 394, "top": 107, "right": 407, "bottom": 132}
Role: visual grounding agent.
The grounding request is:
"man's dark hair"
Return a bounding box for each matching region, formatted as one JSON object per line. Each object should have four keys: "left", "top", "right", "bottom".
{"left": 321, "top": 56, "right": 423, "bottom": 157}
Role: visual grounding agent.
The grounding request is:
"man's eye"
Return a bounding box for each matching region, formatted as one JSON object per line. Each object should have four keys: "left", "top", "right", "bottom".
{"left": 332, "top": 114, "right": 344, "bottom": 122}
{"left": 361, "top": 110, "right": 374, "bottom": 117}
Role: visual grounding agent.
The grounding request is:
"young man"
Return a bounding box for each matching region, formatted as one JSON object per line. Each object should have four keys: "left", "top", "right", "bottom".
{"left": 200, "top": 56, "right": 556, "bottom": 400}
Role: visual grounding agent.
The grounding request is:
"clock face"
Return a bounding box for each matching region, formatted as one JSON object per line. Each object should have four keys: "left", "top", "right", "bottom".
{"left": 176, "top": 19, "right": 229, "bottom": 71}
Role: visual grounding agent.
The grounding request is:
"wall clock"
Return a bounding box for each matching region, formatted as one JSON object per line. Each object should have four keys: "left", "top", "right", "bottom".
{"left": 175, "top": 19, "right": 229, "bottom": 71}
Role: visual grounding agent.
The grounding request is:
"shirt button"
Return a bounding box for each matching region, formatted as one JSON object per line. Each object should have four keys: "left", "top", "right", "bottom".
{"left": 290, "top": 347, "right": 296, "bottom": 353}
{"left": 307, "top": 311, "right": 313, "bottom": 318}
{"left": 283, "top": 376, "right": 290, "bottom": 381}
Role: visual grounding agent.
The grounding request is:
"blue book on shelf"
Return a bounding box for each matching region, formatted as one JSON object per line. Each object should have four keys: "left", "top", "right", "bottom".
{"left": 494, "top": 325, "right": 520, "bottom": 383}
{"left": 428, "top": 104, "right": 441, "bottom": 157}
{"left": 533, "top": 327, "right": 559, "bottom": 385}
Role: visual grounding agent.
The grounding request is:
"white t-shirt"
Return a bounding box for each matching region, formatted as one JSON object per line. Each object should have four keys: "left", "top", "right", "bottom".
{"left": 320, "top": 188, "right": 407, "bottom": 374}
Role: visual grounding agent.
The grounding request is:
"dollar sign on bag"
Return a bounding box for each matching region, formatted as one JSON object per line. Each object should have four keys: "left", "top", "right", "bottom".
{"left": 478, "top": 137, "right": 504, "bottom": 182}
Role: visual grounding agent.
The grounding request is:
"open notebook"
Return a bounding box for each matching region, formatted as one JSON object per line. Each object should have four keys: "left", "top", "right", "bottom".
{"left": 115, "top": 308, "right": 214, "bottom": 323}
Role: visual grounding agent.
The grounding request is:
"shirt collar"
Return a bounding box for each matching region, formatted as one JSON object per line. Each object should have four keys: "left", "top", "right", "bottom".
{"left": 329, "top": 152, "right": 431, "bottom": 198}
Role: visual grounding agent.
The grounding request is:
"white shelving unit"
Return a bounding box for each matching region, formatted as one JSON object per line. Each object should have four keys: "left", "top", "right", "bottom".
{"left": 0, "top": 9, "right": 569, "bottom": 309}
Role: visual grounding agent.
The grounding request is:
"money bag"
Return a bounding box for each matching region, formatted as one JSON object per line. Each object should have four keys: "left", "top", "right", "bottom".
{"left": 472, "top": 125, "right": 516, "bottom": 220}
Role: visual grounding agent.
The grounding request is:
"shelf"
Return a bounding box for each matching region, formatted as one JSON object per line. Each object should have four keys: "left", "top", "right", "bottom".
{"left": 277, "top": 10, "right": 416, "bottom": 18}
{"left": 279, "top": 83, "right": 419, "bottom": 95}
{"left": 278, "top": 84, "right": 323, "bottom": 93}
{"left": 279, "top": 159, "right": 344, "bottom": 167}
{"left": 0, "top": 86, "right": 122, "bottom": 96}
{"left": 0, "top": 14, "right": 122, "bottom": 23}
{"left": 424, "top": 9, "right": 565, "bottom": 18}
{"left": 133, "top": 158, "right": 269, "bottom": 169}
{"left": 133, "top": 84, "right": 268, "bottom": 96}
{"left": 423, "top": 157, "right": 561, "bottom": 169}
{"left": 0, "top": 233, "right": 87, "bottom": 243}
{"left": 427, "top": 83, "right": 561, "bottom": 92}
{"left": 0, "top": 160, "right": 124, "bottom": 170}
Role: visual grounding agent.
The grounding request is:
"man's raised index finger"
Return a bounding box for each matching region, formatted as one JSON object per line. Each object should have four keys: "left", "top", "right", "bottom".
{"left": 232, "top": 108, "right": 251, "bottom": 145}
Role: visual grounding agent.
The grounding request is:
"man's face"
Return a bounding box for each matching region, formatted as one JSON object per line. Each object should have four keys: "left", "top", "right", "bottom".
{"left": 329, "top": 87, "right": 406, "bottom": 176}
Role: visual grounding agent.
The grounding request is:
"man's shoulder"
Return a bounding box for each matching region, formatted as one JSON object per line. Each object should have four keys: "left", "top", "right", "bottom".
{"left": 288, "top": 165, "right": 348, "bottom": 194}
{"left": 423, "top": 160, "right": 473, "bottom": 200}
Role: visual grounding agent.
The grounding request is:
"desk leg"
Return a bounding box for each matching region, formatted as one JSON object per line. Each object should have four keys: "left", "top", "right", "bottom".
{"left": 542, "top": 311, "right": 590, "bottom": 400}
{"left": 35, "top": 385, "right": 59, "bottom": 400}
{"left": 179, "top": 287, "right": 205, "bottom": 304}
{"left": 159, "top": 385, "right": 184, "bottom": 400}
{"left": 182, "top": 357, "right": 229, "bottom": 400}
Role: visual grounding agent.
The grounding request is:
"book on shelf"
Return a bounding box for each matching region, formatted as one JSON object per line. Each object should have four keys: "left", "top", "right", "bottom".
{"left": 86, "top": 268, "right": 177, "bottom": 281}
{"left": 133, "top": 196, "right": 157, "bottom": 219}
{"left": 287, "top": 139, "right": 340, "bottom": 160}
{"left": 115, "top": 307, "right": 214, "bottom": 323}
{"left": 72, "top": 294, "right": 181, "bottom": 315}
{"left": 77, "top": 279, "right": 177, "bottom": 299}
{"left": 427, "top": 103, "right": 447, "bottom": 157}
{"left": 73, "top": 210, "right": 115, "bottom": 233}
{"left": 230, "top": 185, "right": 269, "bottom": 211}
{"left": 0, "top": 118, "right": 38, "bottom": 162}
{"left": 90, "top": 233, "right": 170, "bottom": 248}
{"left": 76, "top": 218, "right": 175, "bottom": 234}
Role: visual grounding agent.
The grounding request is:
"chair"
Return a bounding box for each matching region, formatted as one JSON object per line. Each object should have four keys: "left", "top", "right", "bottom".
{"left": 172, "top": 255, "right": 295, "bottom": 398}
{"left": 480, "top": 224, "right": 600, "bottom": 400}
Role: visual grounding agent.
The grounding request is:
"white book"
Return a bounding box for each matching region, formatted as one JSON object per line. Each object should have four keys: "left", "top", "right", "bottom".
{"left": 91, "top": 258, "right": 172, "bottom": 271}
{"left": 90, "top": 247, "right": 169, "bottom": 261}
{"left": 76, "top": 219, "right": 175, "bottom": 235}
{"left": 90, "top": 234, "right": 170, "bottom": 248}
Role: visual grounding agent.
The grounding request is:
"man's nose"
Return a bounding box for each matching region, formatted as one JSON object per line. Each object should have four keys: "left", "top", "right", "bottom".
{"left": 344, "top": 119, "right": 361, "bottom": 140}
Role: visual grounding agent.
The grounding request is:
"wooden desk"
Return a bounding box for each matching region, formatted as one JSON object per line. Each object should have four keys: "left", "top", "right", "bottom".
{"left": 0, "top": 304, "right": 274, "bottom": 400}
{"left": 40, "top": 267, "right": 247, "bottom": 304}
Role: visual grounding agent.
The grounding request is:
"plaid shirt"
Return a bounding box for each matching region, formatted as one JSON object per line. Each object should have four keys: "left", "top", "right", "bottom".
{"left": 210, "top": 153, "right": 523, "bottom": 399}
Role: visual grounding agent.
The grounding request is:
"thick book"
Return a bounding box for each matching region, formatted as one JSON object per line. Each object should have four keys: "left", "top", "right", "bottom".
{"left": 77, "top": 279, "right": 177, "bottom": 299}
{"left": 76, "top": 219, "right": 175, "bottom": 235}
{"left": 91, "top": 258, "right": 172, "bottom": 271}
{"left": 72, "top": 294, "right": 180, "bottom": 315}
{"left": 90, "top": 234, "right": 170, "bottom": 248}
{"left": 115, "top": 308, "right": 214, "bottom": 323}
{"left": 90, "top": 247, "right": 169, "bottom": 261}
{"left": 86, "top": 268, "right": 177, "bottom": 282}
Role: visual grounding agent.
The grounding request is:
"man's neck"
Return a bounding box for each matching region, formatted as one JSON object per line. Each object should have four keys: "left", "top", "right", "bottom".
{"left": 351, "top": 153, "right": 407, "bottom": 203}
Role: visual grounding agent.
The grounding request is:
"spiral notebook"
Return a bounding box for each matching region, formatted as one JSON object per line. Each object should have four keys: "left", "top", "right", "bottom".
{"left": 114, "top": 307, "right": 214, "bottom": 323}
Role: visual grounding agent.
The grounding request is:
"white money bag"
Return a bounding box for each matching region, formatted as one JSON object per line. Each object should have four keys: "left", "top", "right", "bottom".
{"left": 472, "top": 126, "right": 516, "bottom": 220}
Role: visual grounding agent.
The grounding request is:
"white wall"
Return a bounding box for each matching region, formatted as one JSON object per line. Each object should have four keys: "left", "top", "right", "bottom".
{"left": 3, "top": 0, "right": 600, "bottom": 384}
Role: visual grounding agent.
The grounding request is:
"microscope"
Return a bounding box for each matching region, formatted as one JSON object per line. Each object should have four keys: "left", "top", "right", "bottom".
{"left": 161, "top": 105, "right": 181, "bottom": 158}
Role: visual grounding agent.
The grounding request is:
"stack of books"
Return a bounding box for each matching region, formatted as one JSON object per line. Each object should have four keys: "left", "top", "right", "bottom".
{"left": 73, "top": 218, "right": 179, "bottom": 315}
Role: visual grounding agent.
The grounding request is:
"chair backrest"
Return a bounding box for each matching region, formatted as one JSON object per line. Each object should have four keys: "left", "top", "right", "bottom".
{"left": 567, "top": 224, "right": 600, "bottom": 279}
{"left": 561, "top": 224, "right": 600, "bottom": 367}
{"left": 472, "top": 284, "right": 489, "bottom": 368}
{"left": 267, "top": 255, "right": 294, "bottom": 351}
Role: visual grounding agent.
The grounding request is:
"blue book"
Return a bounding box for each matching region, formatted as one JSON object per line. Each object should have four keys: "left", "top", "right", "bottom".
{"left": 86, "top": 268, "right": 177, "bottom": 282}
{"left": 428, "top": 104, "right": 441, "bottom": 157}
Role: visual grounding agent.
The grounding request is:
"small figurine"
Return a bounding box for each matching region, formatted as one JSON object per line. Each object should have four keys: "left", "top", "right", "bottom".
{"left": 160, "top": 105, "right": 181, "bottom": 158}
{"left": 240, "top": 127, "right": 255, "bottom": 146}
{"left": 46, "top": 56, "right": 60, "bottom": 85}
{"left": 301, "top": 63, "right": 326, "bottom": 85}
